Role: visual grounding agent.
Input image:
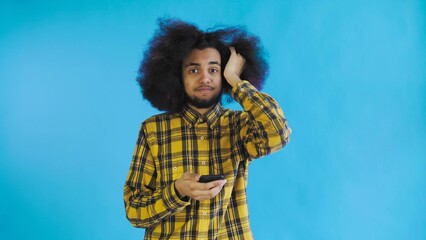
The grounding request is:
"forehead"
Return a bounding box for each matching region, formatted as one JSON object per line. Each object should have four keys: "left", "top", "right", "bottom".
{"left": 183, "top": 48, "right": 221, "bottom": 64}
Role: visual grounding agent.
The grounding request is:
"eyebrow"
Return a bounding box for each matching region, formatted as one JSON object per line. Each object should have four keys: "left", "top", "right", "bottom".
{"left": 184, "top": 61, "right": 221, "bottom": 68}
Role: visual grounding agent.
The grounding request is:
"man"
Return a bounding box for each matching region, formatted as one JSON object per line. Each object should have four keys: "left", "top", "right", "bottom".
{"left": 124, "top": 18, "right": 291, "bottom": 239}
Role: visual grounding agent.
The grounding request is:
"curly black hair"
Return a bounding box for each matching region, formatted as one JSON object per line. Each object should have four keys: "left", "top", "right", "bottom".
{"left": 137, "top": 17, "right": 269, "bottom": 113}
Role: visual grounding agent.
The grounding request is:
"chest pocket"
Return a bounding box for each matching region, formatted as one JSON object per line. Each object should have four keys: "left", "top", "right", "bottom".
{"left": 157, "top": 156, "right": 186, "bottom": 188}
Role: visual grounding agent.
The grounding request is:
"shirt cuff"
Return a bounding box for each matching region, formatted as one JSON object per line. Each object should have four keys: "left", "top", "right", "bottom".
{"left": 232, "top": 80, "right": 249, "bottom": 92}
{"left": 163, "top": 181, "right": 191, "bottom": 210}
{"left": 231, "top": 80, "right": 258, "bottom": 103}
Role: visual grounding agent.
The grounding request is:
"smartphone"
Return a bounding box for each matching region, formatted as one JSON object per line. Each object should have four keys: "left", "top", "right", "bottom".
{"left": 199, "top": 175, "right": 225, "bottom": 183}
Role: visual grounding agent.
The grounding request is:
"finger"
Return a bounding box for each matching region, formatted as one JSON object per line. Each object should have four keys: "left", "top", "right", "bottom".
{"left": 192, "top": 180, "right": 225, "bottom": 191}
{"left": 204, "top": 179, "right": 227, "bottom": 190}
{"left": 192, "top": 186, "right": 223, "bottom": 200}
{"left": 236, "top": 53, "right": 245, "bottom": 61}
{"left": 237, "top": 57, "right": 246, "bottom": 67}
{"left": 204, "top": 183, "right": 225, "bottom": 198}
{"left": 229, "top": 46, "right": 236, "bottom": 55}
{"left": 194, "top": 174, "right": 201, "bottom": 181}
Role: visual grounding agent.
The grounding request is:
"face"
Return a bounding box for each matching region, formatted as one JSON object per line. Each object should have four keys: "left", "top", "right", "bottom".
{"left": 182, "top": 48, "right": 222, "bottom": 114}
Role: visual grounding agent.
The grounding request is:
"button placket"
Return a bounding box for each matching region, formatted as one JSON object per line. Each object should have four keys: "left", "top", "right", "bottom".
{"left": 196, "top": 120, "right": 209, "bottom": 175}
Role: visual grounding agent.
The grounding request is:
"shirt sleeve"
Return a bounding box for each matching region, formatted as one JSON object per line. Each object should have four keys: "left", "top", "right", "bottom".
{"left": 231, "top": 80, "right": 291, "bottom": 159}
{"left": 123, "top": 123, "right": 191, "bottom": 228}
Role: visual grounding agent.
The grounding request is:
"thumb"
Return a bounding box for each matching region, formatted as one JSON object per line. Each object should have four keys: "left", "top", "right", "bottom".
{"left": 193, "top": 173, "right": 201, "bottom": 181}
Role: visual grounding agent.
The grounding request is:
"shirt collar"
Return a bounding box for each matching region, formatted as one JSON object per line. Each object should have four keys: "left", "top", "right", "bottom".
{"left": 181, "top": 102, "right": 222, "bottom": 128}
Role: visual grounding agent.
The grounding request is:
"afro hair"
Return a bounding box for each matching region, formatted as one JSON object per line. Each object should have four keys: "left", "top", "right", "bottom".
{"left": 137, "top": 17, "right": 269, "bottom": 113}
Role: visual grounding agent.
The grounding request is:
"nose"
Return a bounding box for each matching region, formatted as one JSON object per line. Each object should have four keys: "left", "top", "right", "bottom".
{"left": 199, "top": 69, "right": 211, "bottom": 83}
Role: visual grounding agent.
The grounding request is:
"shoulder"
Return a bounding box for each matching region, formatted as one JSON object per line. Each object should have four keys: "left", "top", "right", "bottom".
{"left": 141, "top": 112, "right": 181, "bottom": 128}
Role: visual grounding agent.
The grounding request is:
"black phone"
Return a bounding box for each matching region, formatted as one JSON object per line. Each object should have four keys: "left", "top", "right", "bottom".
{"left": 199, "top": 175, "right": 225, "bottom": 183}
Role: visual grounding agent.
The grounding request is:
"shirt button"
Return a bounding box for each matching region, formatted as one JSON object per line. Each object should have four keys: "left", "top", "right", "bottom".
{"left": 201, "top": 161, "right": 206, "bottom": 165}
{"left": 199, "top": 118, "right": 204, "bottom": 123}
{"left": 173, "top": 167, "right": 177, "bottom": 171}
{"left": 200, "top": 136, "right": 205, "bottom": 140}
{"left": 202, "top": 211, "right": 207, "bottom": 215}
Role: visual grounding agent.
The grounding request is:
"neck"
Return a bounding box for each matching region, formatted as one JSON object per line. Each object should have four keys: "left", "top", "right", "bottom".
{"left": 187, "top": 104, "right": 213, "bottom": 115}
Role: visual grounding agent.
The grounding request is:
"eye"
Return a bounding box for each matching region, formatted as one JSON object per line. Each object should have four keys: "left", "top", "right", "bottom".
{"left": 189, "top": 69, "right": 198, "bottom": 74}
{"left": 210, "top": 68, "right": 219, "bottom": 73}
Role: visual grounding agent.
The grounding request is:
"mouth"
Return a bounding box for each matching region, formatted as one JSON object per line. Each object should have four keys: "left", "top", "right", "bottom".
{"left": 195, "top": 86, "right": 214, "bottom": 92}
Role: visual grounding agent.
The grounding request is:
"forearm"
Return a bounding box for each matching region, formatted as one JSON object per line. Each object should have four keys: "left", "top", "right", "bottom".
{"left": 233, "top": 81, "right": 291, "bottom": 158}
{"left": 224, "top": 72, "right": 242, "bottom": 88}
{"left": 124, "top": 181, "right": 190, "bottom": 228}
{"left": 124, "top": 124, "right": 190, "bottom": 228}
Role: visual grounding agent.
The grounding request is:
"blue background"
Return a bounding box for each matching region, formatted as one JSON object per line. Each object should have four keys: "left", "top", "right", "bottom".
{"left": 1, "top": 0, "right": 425, "bottom": 239}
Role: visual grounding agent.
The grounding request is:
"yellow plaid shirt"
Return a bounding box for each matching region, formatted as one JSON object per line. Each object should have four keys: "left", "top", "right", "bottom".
{"left": 124, "top": 81, "right": 291, "bottom": 239}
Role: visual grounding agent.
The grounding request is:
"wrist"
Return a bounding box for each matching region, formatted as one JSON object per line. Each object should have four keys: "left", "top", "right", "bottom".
{"left": 224, "top": 73, "right": 241, "bottom": 87}
{"left": 174, "top": 180, "right": 186, "bottom": 199}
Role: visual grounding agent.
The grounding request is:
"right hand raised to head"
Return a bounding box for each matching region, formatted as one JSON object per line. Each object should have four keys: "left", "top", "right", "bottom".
{"left": 175, "top": 172, "right": 227, "bottom": 201}
{"left": 223, "top": 46, "right": 246, "bottom": 87}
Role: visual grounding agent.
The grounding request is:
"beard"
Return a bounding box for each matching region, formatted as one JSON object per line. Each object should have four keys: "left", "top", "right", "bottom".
{"left": 185, "top": 90, "right": 222, "bottom": 109}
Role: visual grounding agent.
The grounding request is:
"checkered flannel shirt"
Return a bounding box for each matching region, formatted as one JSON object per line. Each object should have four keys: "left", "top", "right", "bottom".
{"left": 124, "top": 81, "right": 291, "bottom": 239}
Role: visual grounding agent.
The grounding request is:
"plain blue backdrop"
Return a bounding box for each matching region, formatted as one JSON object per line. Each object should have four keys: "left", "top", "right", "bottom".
{"left": 1, "top": 0, "right": 425, "bottom": 239}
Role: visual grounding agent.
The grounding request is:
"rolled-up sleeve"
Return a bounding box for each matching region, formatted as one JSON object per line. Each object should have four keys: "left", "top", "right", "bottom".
{"left": 231, "top": 80, "right": 291, "bottom": 159}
